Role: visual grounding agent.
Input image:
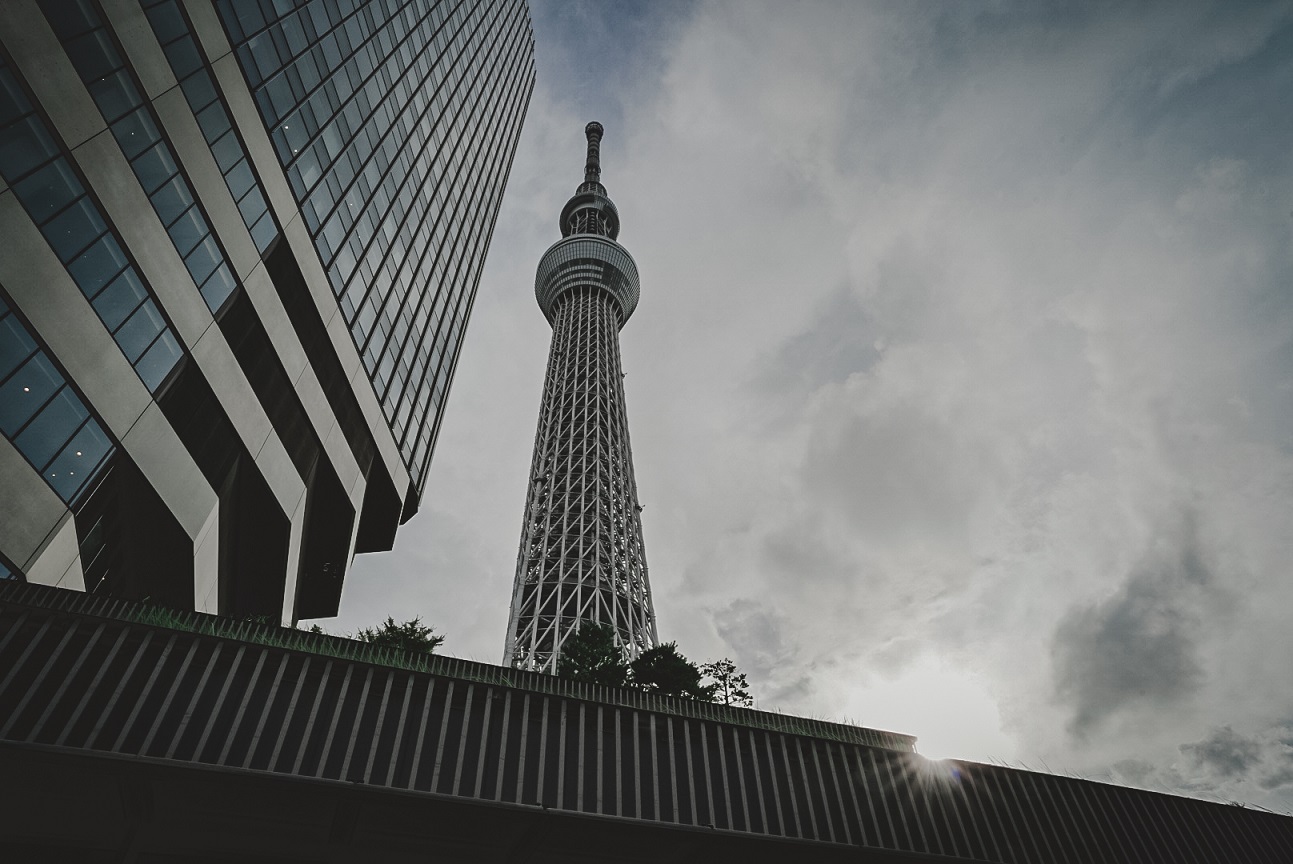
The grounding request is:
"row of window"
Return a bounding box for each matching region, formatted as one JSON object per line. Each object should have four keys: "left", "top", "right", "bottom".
{"left": 339, "top": 6, "right": 526, "bottom": 452}
{"left": 0, "top": 291, "right": 114, "bottom": 505}
{"left": 331, "top": 6, "right": 530, "bottom": 476}
{"left": 0, "top": 58, "right": 182, "bottom": 393}
{"left": 411, "top": 15, "right": 519, "bottom": 469}
{"left": 141, "top": 0, "right": 280, "bottom": 254}
{"left": 218, "top": 0, "right": 533, "bottom": 489}
{"left": 225, "top": 0, "right": 472, "bottom": 473}
{"left": 44, "top": 0, "right": 237, "bottom": 315}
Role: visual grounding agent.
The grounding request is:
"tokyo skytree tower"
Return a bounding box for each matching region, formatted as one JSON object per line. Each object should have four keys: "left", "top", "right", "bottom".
{"left": 503, "top": 122, "right": 658, "bottom": 672}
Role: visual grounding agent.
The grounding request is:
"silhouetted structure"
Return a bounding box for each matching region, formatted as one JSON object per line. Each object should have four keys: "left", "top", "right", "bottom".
{"left": 504, "top": 122, "right": 656, "bottom": 671}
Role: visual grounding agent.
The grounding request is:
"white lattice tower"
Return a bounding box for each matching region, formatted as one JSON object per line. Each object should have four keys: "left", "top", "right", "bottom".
{"left": 504, "top": 122, "right": 657, "bottom": 672}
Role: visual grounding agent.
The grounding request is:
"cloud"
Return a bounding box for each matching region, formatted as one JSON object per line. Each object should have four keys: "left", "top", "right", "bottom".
{"left": 1051, "top": 514, "right": 1233, "bottom": 736}
{"left": 750, "top": 287, "right": 881, "bottom": 410}
{"left": 1261, "top": 764, "right": 1293, "bottom": 791}
{"left": 1181, "top": 726, "right": 1263, "bottom": 780}
{"left": 711, "top": 598, "right": 811, "bottom": 706}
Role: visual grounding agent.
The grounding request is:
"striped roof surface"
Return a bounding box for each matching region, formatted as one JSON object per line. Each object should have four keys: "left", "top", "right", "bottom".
{"left": 1, "top": 581, "right": 1290, "bottom": 862}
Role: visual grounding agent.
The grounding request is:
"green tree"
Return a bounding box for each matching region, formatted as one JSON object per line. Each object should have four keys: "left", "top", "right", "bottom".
{"left": 700, "top": 658, "right": 753, "bottom": 707}
{"left": 354, "top": 616, "right": 444, "bottom": 654}
{"left": 631, "top": 642, "right": 713, "bottom": 699}
{"left": 556, "top": 622, "right": 629, "bottom": 687}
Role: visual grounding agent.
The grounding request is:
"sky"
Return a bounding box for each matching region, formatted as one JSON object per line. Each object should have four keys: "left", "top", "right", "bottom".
{"left": 322, "top": 0, "right": 1293, "bottom": 813}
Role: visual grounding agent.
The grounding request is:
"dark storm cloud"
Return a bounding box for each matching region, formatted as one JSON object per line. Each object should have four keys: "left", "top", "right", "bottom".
{"left": 1181, "top": 726, "right": 1262, "bottom": 779}
{"left": 1052, "top": 515, "right": 1229, "bottom": 735}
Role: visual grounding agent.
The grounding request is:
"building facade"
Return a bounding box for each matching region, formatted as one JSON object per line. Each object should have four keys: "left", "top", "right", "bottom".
{"left": 504, "top": 122, "right": 657, "bottom": 672}
{"left": 0, "top": 0, "right": 534, "bottom": 622}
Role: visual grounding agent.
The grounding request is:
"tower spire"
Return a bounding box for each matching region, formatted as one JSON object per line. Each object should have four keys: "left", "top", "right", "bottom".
{"left": 584, "top": 120, "right": 603, "bottom": 186}
{"left": 560, "top": 121, "right": 619, "bottom": 239}
{"left": 504, "top": 123, "right": 656, "bottom": 672}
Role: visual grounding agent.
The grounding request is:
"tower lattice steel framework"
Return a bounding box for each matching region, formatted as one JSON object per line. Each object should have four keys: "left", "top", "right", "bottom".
{"left": 504, "top": 122, "right": 657, "bottom": 672}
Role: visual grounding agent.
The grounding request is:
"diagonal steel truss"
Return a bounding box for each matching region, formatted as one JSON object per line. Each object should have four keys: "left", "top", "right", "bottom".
{"left": 504, "top": 123, "right": 657, "bottom": 672}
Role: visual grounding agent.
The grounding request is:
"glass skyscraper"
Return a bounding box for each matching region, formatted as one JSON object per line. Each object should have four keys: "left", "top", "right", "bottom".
{"left": 0, "top": 0, "right": 534, "bottom": 620}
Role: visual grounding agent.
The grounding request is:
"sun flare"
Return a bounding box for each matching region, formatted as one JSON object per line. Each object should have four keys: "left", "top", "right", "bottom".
{"left": 842, "top": 656, "right": 1017, "bottom": 763}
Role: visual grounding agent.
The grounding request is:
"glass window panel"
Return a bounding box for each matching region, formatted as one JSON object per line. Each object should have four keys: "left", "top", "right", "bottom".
{"left": 321, "top": 32, "right": 342, "bottom": 68}
{"left": 162, "top": 34, "right": 204, "bottom": 79}
{"left": 0, "top": 69, "right": 32, "bottom": 127}
{"left": 321, "top": 121, "right": 344, "bottom": 160}
{"left": 180, "top": 70, "right": 219, "bottom": 113}
{"left": 112, "top": 107, "right": 161, "bottom": 159}
{"left": 67, "top": 234, "right": 129, "bottom": 298}
{"left": 282, "top": 13, "right": 308, "bottom": 56}
{"left": 210, "top": 129, "right": 242, "bottom": 171}
{"left": 43, "top": 0, "right": 98, "bottom": 41}
{"left": 0, "top": 353, "right": 63, "bottom": 436}
{"left": 0, "top": 314, "right": 37, "bottom": 380}
{"left": 225, "top": 160, "right": 255, "bottom": 199}
{"left": 307, "top": 3, "right": 331, "bottom": 40}
{"left": 250, "top": 211, "right": 278, "bottom": 251}
{"left": 296, "top": 146, "right": 321, "bottom": 187}
{"left": 15, "top": 387, "right": 88, "bottom": 468}
{"left": 93, "top": 267, "right": 147, "bottom": 330}
{"left": 150, "top": 175, "right": 194, "bottom": 226}
{"left": 13, "top": 159, "right": 84, "bottom": 222}
{"left": 167, "top": 205, "right": 207, "bottom": 257}
{"left": 130, "top": 141, "right": 178, "bottom": 193}
{"left": 253, "top": 84, "right": 276, "bottom": 129}
{"left": 144, "top": 2, "right": 187, "bottom": 46}
{"left": 195, "top": 100, "right": 229, "bottom": 141}
{"left": 237, "top": 185, "right": 267, "bottom": 224}
{"left": 135, "top": 329, "right": 182, "bottom": 391}
{"left": 321, "top": 211, "right": 346, "bottom": 251}
{"left": 43, "top": 197, "right": 106, "bottom": 261}
{"left": 0, "top": 115, "right": 58, "bottom": 181}
{"left": 200, "top": 262, "right": 236, "bottom": 311}
{"left": 280, "top": 113, "right": 310, "bottom": 153}
{"left": 183, "top": 236, "right": 221, "bottom": 286}
{"left": 270, "top": 124, "right": 292, "bottom": 163}
{"left": 265, "top": 73, "right": 295, "bottom": 120}
{"left": 297, "top": 51, "right": 320, "bottom": 92}
{"left": 65, "top": 29, "right": 121, "bottom": 84}
{"left": 114, "top": 299, "right": 164, "bottom": 362}
{"left": 236, "top": 44, "right": 262, "bottom": 87}
{"left": 87, "top": 69, "right": 142, "bottom": 122}
{"left": 45, "top": 420, "right": 112, "bottom": 502}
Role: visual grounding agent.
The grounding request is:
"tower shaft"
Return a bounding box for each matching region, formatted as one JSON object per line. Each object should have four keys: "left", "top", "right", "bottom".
{"left": 504, "top": 124, "right": 656, "bottom": 672}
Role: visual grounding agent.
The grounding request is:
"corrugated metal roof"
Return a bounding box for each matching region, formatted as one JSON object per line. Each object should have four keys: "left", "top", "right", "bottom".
{"left": 2, "top": 581, "right": 1290, "bottom": 862}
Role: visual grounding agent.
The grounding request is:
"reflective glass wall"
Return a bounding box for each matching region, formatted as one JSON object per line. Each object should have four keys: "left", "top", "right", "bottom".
{"left": 216, "top": 0, "right": 535, "bottom": 498}
{"left": 0, "top": 289, "right": 114, "bottom": 505}
{"left": 0, "top": 55, "right": 185, "bottom": 394}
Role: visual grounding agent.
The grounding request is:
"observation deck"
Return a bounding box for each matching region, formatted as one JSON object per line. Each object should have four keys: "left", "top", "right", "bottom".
{"left": 535, "top": 233, "right": 640, "bottom": 327}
